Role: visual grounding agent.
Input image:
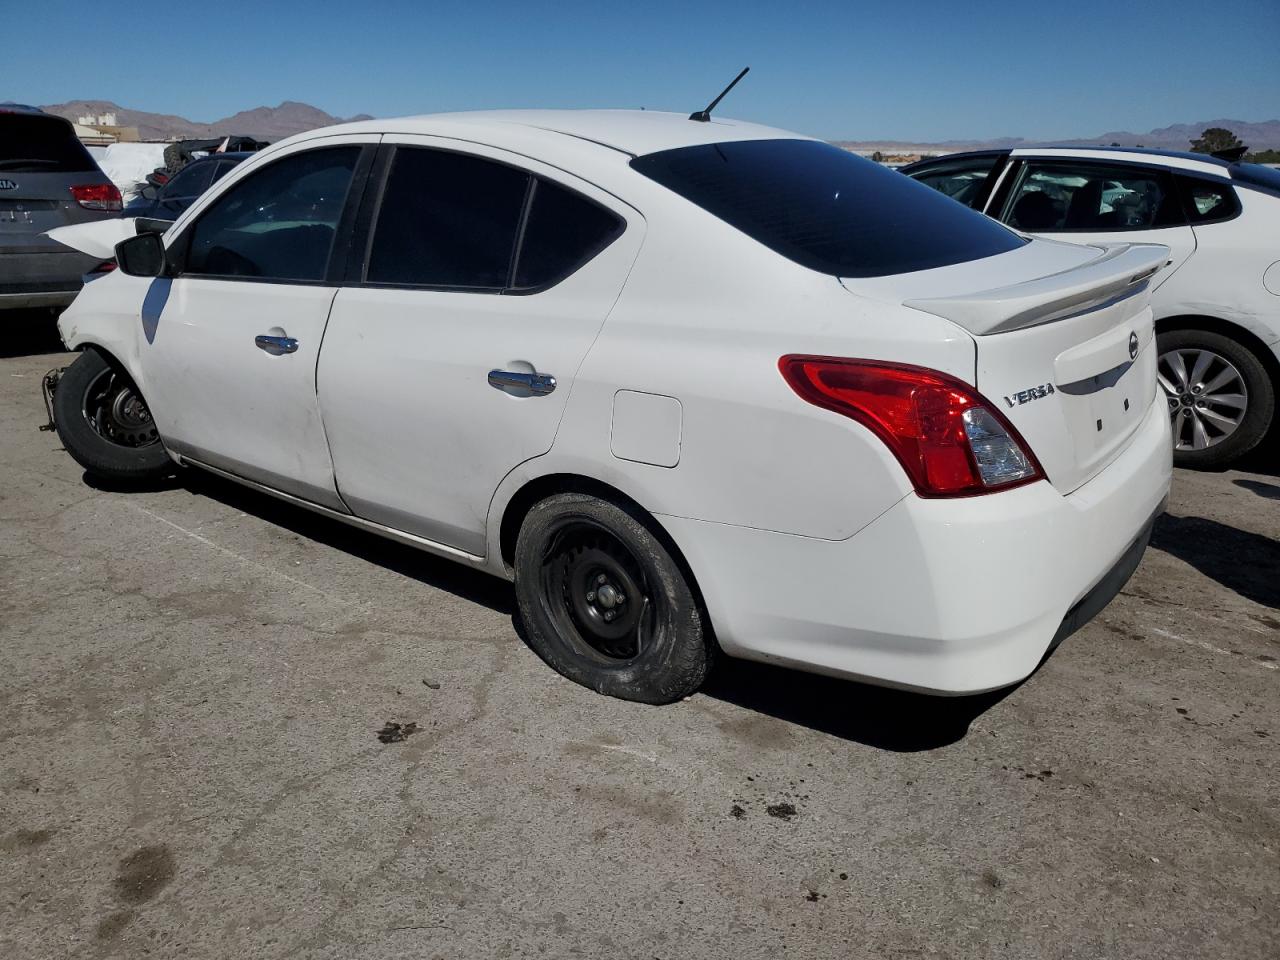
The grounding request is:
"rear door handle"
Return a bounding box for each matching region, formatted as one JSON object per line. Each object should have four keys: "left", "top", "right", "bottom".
{"left": 255, "top": 335, "right": 298, "bottom": 355}
{"left": 488, "top": 369, "right": 557, "bottom": 396}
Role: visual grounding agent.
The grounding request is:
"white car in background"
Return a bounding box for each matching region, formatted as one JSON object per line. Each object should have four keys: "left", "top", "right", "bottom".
{"left": 49, "top": 111, "right": 1170, "bottom": 704}
{"left": 904, "top": 147, "right": 1280, "bottom": 467}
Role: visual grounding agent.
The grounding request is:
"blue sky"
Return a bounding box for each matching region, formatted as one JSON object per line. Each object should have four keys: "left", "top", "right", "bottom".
{"left": 5, "top": 0, "right": 1278, "bottom": 140}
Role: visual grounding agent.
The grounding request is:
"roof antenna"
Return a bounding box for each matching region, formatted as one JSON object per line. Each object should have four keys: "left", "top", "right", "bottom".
{"left": 689, "top": 67, "right": 750, "bottom": 122}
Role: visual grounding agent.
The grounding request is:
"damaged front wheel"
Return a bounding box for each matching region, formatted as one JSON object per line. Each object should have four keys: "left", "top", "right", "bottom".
{"left": 52, "top": 349, "right": 172, "bottom": 481}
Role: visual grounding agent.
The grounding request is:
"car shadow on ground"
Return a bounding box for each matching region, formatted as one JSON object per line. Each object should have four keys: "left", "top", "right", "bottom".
{"left": 177, "top": 470, "right": 517, "bottom": 616}
{"left": 1234, "top": 478, "right": 1280, "bottom": 501}
{"left": 92, "top": 468, "right": 1015, "bottom": 750}
{"left": 0, "top": 311, "right": 67, "bottom": 359}
{"left": 1235, "top": 439, "right": 1280, "bottom": 479}
{"left": 700, "top": 660, "right": 1018, "bottom": 752}
{"left": 1150, "top": 513, "right": 1280, "bottom": 610}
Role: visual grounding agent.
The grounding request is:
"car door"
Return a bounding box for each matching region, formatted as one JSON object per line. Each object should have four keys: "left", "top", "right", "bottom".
{"left": 317, "top": 138, "right": 644, "bottom": 556}
{"left": 992, "top": 157, "right": 1196, "bottom": 290}
{"left": 142, "top": 137, "right": 376, "bottom": 509}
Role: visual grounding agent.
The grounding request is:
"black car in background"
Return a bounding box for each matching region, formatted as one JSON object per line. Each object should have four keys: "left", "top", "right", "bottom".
{"left": 124, "top": 152, "right": 253, "bottom": 221}
{"left": 0, "top": 103, "right": 122, "bottom": 311}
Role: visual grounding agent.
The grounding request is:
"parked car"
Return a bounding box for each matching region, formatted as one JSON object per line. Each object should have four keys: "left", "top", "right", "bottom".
{"left": 0, "top": 103, "right": 121, "bottom": 310}
{"left": 902, "top": 147, "right": 1280, "bottom": 467}
{"left": 48, "top": 111, "right": 1171, "bottom": 704}
{"left": 124, "top": 152, "right": 253, "bottom": 221}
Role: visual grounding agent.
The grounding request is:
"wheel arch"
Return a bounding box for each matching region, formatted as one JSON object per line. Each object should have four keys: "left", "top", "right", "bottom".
{"left": 495, "top": 471, "right": 717, "bottom": 645}
{"left": 1155, "top": 314, "right": 1280, "bottom": 383}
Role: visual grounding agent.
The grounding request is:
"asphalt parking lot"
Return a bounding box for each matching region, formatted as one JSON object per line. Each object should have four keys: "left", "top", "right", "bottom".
{"left": 1, "top": 319, "right": 1276, "bottom": 960}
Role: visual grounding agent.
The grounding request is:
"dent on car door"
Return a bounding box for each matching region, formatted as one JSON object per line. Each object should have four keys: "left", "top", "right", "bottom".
{"left": 996, "top": 159, "right": 1196, "bottom": 290}
{"left": 316, "top": 140, "right": 643, "bottom": 556}
{"left": 141, "top": 139, "right": 376, "bottom": 508}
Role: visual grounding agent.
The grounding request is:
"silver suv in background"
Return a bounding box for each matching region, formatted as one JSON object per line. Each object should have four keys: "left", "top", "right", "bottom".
{"left": 0, "top": 103, "right": 122, "bottom": 311}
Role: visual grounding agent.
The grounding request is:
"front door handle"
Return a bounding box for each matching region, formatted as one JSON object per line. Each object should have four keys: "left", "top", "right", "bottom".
{"left": 255, "top": 335, "right": 298, "bottom": 355}
{"left": 488, "top": 369, "right": 557, "bottom": 396}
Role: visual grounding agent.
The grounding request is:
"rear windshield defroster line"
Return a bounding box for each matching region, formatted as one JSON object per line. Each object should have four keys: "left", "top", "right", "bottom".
{"left": 630, "top": 139, "right": 1026, "bottom": 278}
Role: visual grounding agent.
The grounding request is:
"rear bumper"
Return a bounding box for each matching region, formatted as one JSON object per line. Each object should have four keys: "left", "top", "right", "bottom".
{"left": 662, "top": 392, "right": 1173, "bottom": 694}
{"left": 0, "top": 249, "right": 100, "bottom": 310}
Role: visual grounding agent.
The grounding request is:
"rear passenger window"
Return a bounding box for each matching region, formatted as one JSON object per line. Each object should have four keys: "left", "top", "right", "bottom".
{"left": 512, "top": 179, "right": 622, "bottom": 289}
{"left": 1176, "top": 176, "right": 1240, "bottom": 223}
{"left": 367, "top": 148, "right": 528, "bottom": 288}
{"left": 1003, "top": 162, "right": 1183, "bottom": 232}
{"left": 365, "top": 147, "right": 624, "bottom": 291}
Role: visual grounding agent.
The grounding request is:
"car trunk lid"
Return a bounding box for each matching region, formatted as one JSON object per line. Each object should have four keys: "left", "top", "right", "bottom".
{"left": 844, "top": 239, "right": 1169, "bottom": 494}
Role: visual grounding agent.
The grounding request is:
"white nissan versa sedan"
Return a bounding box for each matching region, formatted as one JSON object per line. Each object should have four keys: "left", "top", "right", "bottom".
{"left": 49, "top": 110, "right": 1172, "bottom": 704}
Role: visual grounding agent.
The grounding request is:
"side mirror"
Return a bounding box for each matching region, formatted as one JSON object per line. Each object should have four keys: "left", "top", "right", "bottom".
{"left": 114, "top": 232, "right": 167, "bottom": 278}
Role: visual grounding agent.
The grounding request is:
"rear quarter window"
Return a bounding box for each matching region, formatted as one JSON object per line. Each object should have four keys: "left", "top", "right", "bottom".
{"left": 512, "top": 179, "right": 623, "bottom": 290}
{"left": 0, "top": 114, "right": 99, "bottom": 173}
{"left": 1175, "top": 175, "right": 1240, "bottom": 224}
{"left": 630, "top": 139, "right": 1025, "bottom": 278}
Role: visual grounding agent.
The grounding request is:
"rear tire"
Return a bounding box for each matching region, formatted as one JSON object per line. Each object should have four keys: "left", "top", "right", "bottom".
{"left": 53, "top": 349, "right": 171, "bottom": 482}
{"left": 513, "top": 493, "right": 712, "bottom": 705}
{"left": 1157, "top": 328, "right": 1274, "bottom": 469}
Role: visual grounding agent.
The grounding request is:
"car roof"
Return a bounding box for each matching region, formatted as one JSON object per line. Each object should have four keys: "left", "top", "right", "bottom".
{"left": 0, "top": 102, "right": 46, "bottom": 115}
{"left": 898, "top": 149, "right": 1009, "bottom": 172}
{"left": 1009, "top": 145, "right": 1231, "bottom": 176}
{"left": 299, "top": 109, "right": 811, "bottom": 158}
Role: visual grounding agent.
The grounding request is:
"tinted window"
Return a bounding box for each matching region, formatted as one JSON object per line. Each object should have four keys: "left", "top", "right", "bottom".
{"left": 0, "top": 114, "right": 98, "bottom": 173}
{"left": 1176, "top": 175, "right": 1240, "bottom": 223}
{"left": 211, "top": 158, "right": 242, "bottom": 184}
{"left": 184, "top": 147, "right": 358, "bottom": 282}
{"left": 1004, "top": 161, "right": 1183, "bottom": 232}
{"left": 367, "top": 148, "right": 528, "bottom": 288}
{"left": 631, "top": 139, "right": 1024, "bottom": 278}
{"left": 513, "top": 179, "right": 622, "bottom": 289}
{"left": 162, "top": 162, "right": 215, "bottom": 199}
{"left": 909, "top": 156, "right": 1002, "bottom": 210}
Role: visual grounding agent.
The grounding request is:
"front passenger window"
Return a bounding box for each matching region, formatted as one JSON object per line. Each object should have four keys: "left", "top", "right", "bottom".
{"left": 183, "top": 146, "right": 359, "bottom": 282}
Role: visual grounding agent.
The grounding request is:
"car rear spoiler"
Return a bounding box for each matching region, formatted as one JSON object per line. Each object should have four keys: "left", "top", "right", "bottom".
{"left": 903, "top": 244, "right": 1170, "bottom": 335}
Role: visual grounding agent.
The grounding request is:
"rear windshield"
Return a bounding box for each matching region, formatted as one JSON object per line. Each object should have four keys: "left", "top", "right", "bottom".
{"left": 0, "top": 113, "right": 99, "bottom": 173}
{"left": 630, "top": 139, "right": 1026, "bottom": 278}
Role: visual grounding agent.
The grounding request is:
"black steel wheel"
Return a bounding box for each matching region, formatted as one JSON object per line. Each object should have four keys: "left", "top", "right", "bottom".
{"left": 514, "top": 493, "right": 711, "bottom": 704}
{"left": 541, "top": 519, "right": 655, "bottom": 662}
{"left": 53, "top": 349, "right": 171, "bottom": 481}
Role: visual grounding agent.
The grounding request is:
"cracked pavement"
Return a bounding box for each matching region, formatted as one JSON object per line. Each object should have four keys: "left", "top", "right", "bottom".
{"left": 1, "top": 322, "right": 1277, "bottom": 959}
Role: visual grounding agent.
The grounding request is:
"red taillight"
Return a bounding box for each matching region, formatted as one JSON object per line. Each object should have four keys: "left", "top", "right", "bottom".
{"left": 89, "top": 259, "right": 117, "bottom": 274}
{"left": 70, "top": 183, "right": 122, "bottom": 211}
{"left": 778, "top": 355, "right": 1044, "bottom": 497}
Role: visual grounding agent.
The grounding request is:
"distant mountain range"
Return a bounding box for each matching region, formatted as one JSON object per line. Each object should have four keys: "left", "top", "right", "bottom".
{"left": 38, "top": 100, "right": 1280, "bottom": 152}
{"left": 39, "top": 100, "right": 374, "bottom": 141}
{"left": 835, "top": 118, "right": 1280, "bottom": 154}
